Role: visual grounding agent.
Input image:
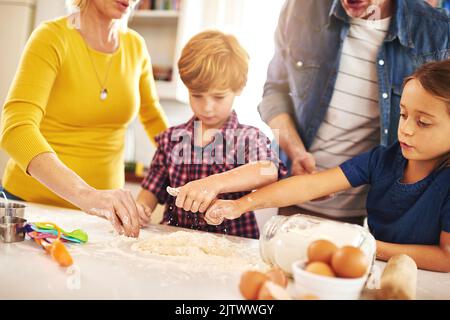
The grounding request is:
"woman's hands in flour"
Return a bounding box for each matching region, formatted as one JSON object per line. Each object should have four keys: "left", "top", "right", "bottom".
{"left": 79, "top": 188, "right": 151, "bottom": 237}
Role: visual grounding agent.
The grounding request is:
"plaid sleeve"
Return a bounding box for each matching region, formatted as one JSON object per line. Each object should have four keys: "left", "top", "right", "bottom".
{"left": 141, "top": 132, "right": 170, "bottom": 204}
{"left": 241, "top": 127, "right": 288, "bottom": 179}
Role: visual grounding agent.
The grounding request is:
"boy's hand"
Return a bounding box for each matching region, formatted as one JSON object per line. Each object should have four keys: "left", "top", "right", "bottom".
{"left": 205, "top": 200, "right": 244, "bottom": 225}
{"left": 171, "top": 177, "right": 223, "bottom": 213}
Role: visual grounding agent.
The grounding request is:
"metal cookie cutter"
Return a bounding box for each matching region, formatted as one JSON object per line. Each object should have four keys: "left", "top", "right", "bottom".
{"left": 0, "top": 202, "right": 26, "bottom": 219}
{"left": 0, "top": 216, "right": 27, "bottom": 243}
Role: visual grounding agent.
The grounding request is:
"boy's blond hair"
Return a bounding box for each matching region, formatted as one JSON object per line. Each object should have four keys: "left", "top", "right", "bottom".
{"left": 178, "top": 30, "right": 249, "bottom": 93}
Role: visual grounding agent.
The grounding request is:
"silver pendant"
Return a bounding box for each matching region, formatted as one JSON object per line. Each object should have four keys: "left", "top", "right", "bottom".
{"left": 100, "top": 88, "right": 108, "bottom": 101}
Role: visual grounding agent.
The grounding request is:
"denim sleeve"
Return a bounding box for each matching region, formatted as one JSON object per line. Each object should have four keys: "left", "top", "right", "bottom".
{"left": 257, "top": 0, "right": 295, "bottom": 124}
{"left": 339, "top": 146, "right": 385, "bottom": 187}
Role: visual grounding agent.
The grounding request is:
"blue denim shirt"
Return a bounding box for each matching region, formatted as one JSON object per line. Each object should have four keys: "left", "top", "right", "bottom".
{"left": 258, "top": 0, "right": 450, "bottom": 150}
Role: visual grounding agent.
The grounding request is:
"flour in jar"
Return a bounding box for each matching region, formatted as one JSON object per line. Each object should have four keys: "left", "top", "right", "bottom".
{"left": 131, "top": 231, "right": 244, "bottom": 258}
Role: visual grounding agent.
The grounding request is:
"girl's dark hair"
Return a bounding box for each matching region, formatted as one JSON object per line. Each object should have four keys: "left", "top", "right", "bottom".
{"left": 403, "top": 59, "right": 450, "bottom": 113}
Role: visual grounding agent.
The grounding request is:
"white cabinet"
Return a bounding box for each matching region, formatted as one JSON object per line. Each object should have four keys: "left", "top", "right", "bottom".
{"left": 0, "top": 0, "right": 36, "bottom": 177}
{"left": 128, "top": 0, "right": 205, "bottom": 103}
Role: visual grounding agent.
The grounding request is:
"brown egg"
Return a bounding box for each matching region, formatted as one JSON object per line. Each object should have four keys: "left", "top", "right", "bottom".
{"left": 307, "top": 239, "right": 338, "bottom": 264}
{"left": 257, "top": 281, "right": 292, "bottom": 300}
{"left": 304, "top": 261, "right": 336, "bottom": 277}
{"left": 266, "top": 268, "right": 288, "bottom": 288}
{"left": 331, "top": 246, "right": 368, "bottom": 278}
{"left": 239, "top": 270, "right": 268, "bottom": 300}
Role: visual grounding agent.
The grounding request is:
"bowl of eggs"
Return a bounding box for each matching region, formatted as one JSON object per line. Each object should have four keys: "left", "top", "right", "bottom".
{"left": 292, "top": 239, "right": 370, "bottom": 300}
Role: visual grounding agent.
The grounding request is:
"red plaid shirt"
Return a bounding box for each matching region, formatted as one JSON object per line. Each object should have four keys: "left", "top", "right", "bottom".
{"left": 141, "top": 111, "right": 287, "bottom": 239}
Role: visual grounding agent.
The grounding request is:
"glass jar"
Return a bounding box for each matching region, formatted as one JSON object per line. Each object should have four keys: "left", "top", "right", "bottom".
{"left": 259, "top": 214, "right": 376, "bottom": 275}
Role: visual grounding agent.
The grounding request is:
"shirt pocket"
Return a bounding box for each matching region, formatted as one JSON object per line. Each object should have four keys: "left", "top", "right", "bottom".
{"left": 391, "top": 85, "right": 402, "bottom": 106}
{"left": 390, "top": 84, "right": 402, "bottom": 122}
{"left": 284, "top": 46, "right": 321, "bottom": 101}
{"left": 413, "top": 49, "right": 450, "bottom": 66}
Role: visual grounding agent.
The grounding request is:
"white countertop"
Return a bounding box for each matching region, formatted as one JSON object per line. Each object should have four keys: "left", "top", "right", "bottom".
{"left": 1, "top": 202, "right": 449, "bottom": 300}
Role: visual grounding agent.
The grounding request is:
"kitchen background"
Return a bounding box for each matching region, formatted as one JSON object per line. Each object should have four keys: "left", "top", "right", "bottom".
{"left": 0, "top": 0, "right": 287, "bottom": 226}
{"left": 0, "top": 0, "right": 448, "bottom": 224}
{"left": 0, "top": 0, "right": 287, "bottom": 176}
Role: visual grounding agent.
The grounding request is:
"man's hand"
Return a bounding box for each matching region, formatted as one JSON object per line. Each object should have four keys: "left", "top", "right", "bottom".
{"left": 291, "top": 151, "right": 333, "bottom": 201}
{"left": 291, "top": 151, "right": 316, "bottom": 176}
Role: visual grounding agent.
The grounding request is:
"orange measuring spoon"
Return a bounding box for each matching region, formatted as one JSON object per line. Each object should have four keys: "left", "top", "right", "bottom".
{"left": 33, "top": 222, "right": 73, "bottom": 267}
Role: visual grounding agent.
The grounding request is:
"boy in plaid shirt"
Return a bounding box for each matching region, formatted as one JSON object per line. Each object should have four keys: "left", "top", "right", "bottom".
{"left": 137, "top": 31, "right": 286, "bottom": 239}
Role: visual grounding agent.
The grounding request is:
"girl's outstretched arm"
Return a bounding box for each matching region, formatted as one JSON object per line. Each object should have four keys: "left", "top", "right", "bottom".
{"left": 376, "top": 231, "right": 450, "bottom": 273}
{"left": 172, "top": 161, "right": 279, "bottom": 214}
{"left": 205, "top": 167, "right": 352, "bottom": 224}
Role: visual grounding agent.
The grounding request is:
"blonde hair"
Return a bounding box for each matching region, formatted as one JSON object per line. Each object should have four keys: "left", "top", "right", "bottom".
{"left": 178, "top": 30, "right": 249, "bottom": 93}
{"left": 67, "top": 0, "right": 88, "bottom": 11}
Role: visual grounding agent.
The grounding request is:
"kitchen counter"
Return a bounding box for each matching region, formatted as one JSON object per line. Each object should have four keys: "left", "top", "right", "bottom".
{"left": 0, "top": 202, "right": 449, "bottom": 300}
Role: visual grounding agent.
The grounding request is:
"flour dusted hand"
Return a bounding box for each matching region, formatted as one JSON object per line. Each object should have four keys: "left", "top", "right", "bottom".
{"left": 80, "top": 188, "right": 143, "bottom": 237}
{"left": 173, "top": 177, "right": 223, "bottom": 214}
{"left": 205, "top": 200, "right": 244, "bottom": 225}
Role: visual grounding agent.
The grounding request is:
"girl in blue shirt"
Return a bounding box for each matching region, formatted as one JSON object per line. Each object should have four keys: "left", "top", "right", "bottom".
{"left": 203, "top": 60, "right": 450, "bottom": 272}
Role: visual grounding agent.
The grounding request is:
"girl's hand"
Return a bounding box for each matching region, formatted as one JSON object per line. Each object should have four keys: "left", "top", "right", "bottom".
{"left": 205, "top": 200, "right": 244, "bottom": 225}
{"left": 172, "top": 177, "right": 223, "bottom": 213}
{"left": 79, "top": 188, "right": 144, "bottom": 237}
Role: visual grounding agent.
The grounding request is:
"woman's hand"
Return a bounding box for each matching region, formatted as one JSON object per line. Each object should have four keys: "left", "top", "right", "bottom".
{"left": 78, "top": 188, "right": 147, "bottom": 237}
{"left": 25, "top": 153, "right": 151, "bottom": 237}
{"left": 136, "top": 202, "right": 152, "bottom": 228}
{"left": 173, "top": 177, "right": 224, "bottom": 213}
{"left": 204, "top": 200, "right": 244, "bottom": 225}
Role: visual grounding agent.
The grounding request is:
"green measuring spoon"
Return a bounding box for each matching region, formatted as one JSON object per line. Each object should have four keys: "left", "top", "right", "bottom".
{"left": 34, "top": 222, "right": 88, "bottom": 243}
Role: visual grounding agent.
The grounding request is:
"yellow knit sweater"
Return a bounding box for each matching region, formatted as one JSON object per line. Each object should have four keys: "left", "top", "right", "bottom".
{"left": 0, "top": 17, "right": 168, "bottom": 208}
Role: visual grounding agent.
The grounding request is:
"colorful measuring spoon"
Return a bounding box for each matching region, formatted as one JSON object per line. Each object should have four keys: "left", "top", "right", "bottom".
{"left": 33, "top": 222, "right": 88, "bottom": 243}
{"left": 29, "top": 225, "right": 84, "bottom": 243}
{"left": 32, "top": 222, "right": 73, "bottom": 267}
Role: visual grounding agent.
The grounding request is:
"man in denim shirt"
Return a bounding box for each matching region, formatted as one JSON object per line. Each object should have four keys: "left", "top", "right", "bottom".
{"left": 259, "top": 0, "right": 449, "bottom": 222}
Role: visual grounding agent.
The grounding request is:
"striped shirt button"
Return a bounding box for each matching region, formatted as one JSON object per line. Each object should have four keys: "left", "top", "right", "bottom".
{"left": 384, "top": 129, "right": 388, "bottom": 135}
{"left": 382, "top": 92, "right": 389, "bottom": 99}
{"left": 378, "top": 59, "right": 385, "bottom": 66}
{"left": 296, "top": 60, "right": 304, "bottom": 68}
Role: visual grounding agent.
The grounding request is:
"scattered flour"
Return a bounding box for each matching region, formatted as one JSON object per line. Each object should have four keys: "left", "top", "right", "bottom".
{"left": 126, "top": 230, "right": 269, "bottom": 278}
{"left": 132, "top": 231, "right": 246, "bottom": 258}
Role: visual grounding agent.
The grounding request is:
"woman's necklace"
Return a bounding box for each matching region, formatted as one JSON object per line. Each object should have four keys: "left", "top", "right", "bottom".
{"left": 83, "top": 39, "right": 115, "bottom": 101}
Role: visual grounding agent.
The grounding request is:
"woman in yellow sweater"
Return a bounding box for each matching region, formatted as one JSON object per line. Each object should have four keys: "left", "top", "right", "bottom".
{"left": 0, "top": 0, "right": 169, "bottom": 237}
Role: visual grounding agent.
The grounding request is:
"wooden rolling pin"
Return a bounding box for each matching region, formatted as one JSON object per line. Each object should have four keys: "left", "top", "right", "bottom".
{"left": 376, "top": 254, "right": 417, "bottom": 300}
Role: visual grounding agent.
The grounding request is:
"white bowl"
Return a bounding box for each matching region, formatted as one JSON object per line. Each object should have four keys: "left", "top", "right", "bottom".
{"left": 292, "top": 260, "right": 368, "bottom": 300}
